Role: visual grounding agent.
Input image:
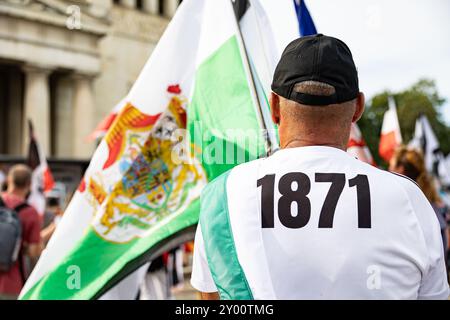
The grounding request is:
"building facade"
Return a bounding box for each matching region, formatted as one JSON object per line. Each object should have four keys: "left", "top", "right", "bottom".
{"left": 0, "top": 0, "right": 179, "bottom": 160}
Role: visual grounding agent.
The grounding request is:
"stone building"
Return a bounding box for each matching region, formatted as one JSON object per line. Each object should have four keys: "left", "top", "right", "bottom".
{"left": 0, "top": 0, "right": 180, "bottom": 161}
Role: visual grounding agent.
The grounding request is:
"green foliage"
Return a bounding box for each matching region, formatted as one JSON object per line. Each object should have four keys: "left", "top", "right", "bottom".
{"left": 358, "top": 79, "right": 450, "bottom": 166}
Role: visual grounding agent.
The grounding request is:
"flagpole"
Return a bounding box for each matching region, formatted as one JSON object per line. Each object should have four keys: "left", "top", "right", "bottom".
{"left": 230, "top": 0, "right": 273, "bottom": 156}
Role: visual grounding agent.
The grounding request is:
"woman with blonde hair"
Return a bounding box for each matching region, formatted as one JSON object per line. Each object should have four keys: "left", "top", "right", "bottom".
{"left": 390, "top": 146, "right": 449, "bottom": 264}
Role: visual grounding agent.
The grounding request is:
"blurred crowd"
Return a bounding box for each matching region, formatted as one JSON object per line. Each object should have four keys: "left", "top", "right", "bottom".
{"left": 0, "top": 143, "right": 449, "bottom": 299}
{"left": 389, "top": 147, "right": 450, "bottom": 278}
{"left": 0, "top": 164, "right": 195, "bottom": 300}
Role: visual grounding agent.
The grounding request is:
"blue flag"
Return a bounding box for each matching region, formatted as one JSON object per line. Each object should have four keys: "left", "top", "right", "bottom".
{"left": 294, "top": 0, "right": 317, "bottom": 36}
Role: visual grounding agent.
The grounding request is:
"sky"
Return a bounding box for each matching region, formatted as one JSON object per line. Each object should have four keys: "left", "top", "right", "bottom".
{"left": 305, "top": 0, "right": 450, "bottom": 124}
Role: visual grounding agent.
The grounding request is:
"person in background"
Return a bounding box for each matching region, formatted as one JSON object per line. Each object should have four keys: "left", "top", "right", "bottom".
{"left": 390, "top": 146, "right": 449, "bottom": 269}
{"left": 0, "top": 164, "right": 43, "bottom": 299}
{"left": 40, "top": 197, "right": 62, "bottom": 245}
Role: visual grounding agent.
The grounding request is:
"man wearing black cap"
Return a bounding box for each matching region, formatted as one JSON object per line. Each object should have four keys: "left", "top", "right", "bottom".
{"left": 191, "top": 35, "right": 449, "bottom": 299}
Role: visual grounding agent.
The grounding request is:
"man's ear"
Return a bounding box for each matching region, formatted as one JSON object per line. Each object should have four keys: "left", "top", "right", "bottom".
{"left": 270, "top": 92, "right": 281, "bottom": 125}
{"left": 352, "top": 92, "right": 365, "bottom": 122}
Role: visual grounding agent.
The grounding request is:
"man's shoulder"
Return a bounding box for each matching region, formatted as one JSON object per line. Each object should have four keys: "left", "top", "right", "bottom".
{"left": 370, "top": 166, "right": 423, "bottom": 196}
{"left": 202, "top": 159, "right": 263, "bottom": 206}
{"left": 1, "top": 193, "right": 26, "bottom": 210}
{"left": 203, "top": 170, "right": 230, "bottom": 195}
{"left": 206, "top": 159, "right": 263, "bottom": 188}
{"left": 19, "top": 204, "right": 40, "bottom": 220}
{"left": 229, "top": 157, "right": 264, "bottom": 177}
{"left": 0, "top": 192, "right": 15, "bottom": 208}
{"left": 349, "top": 159, "right": 418, "bottom": 188}
{"left": 338, "top": 158, "right": 428, "bottom": 208}
{"left": 0, "top": 193, "right": 39, "bottom": 227}
{"left": 366, "top": 166, "right": 434, "bottom": 223}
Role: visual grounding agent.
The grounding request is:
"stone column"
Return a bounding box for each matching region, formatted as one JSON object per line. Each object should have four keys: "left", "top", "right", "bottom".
{"left": 72, "top": 73, "right": 95, "bottom": 159}
{"left": 164, "top": 0, "right": 179, "bottom": 17}
{"left": 7, "top": 69, "right": 23, "bottom": 155}
{"left": 121, "top": 0, "right": 137, "bottom": 9}
{"left": 22, "top": 65, "right": 52, "bottom": 156}
{"left": 53, "top": 75, "right": 74, "bottom": 158}
{"left": 142, "top": 0, "right": 159, "bottom": 14}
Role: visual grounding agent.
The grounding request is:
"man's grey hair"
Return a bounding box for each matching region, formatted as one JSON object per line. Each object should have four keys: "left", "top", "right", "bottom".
{"left": 293, "top": 81, "right": 336, "bottom": 96}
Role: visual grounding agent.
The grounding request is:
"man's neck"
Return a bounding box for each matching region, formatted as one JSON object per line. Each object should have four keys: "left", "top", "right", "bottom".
{"left": 281, "top": 138, "right": 346, "bottom": 151}
{"left": 7, "top": 188, "right": 27, "bottom": 201}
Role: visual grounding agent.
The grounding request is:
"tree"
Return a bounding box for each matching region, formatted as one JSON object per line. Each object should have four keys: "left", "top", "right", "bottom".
{"left": 358, "top": 79, "right": 450, "bottom": 166}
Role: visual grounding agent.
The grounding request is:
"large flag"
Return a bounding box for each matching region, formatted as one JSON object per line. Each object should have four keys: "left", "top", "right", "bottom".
{"left": 409, "top": 114, "right": 450, "bottom": 185}
{"left": 347, "top": 123, "right": 375, "bottom": 165}
{"left": 89, "top": 0, "right": 299, "bottom": 149}
{"left": 379, "top": 96, "right": 402, "bottom": 162}
{"left": 293, "top": 0, "right": 317, "bottom": 36}
{"left": 27, "top": 120, "right": 55, "bottom": 215}
{"left": 91, "top": 0, "right": 298, "bottom": 299}
{"left": 20, "top": 0, "right": 297, "bottom": 300}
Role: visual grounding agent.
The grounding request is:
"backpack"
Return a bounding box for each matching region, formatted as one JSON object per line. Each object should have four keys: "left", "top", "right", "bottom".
{"left": 0, "top": 196, "right": 27, "bottom": 272}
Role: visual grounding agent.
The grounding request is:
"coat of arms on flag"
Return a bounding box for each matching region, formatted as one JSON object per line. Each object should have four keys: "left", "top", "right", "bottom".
{"left": 79, "top": 86, "right": 206, "bottom": 243}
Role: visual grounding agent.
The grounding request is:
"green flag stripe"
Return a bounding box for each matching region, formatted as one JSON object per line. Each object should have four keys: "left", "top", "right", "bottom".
{"left": 188, "top": 35, "right": 265, "bottom": 180}
{"left": 21, "top": 199, "right": 200, "bottom": 300}
{"left": 200, "top": 170, "right": 253, "bottom": 300}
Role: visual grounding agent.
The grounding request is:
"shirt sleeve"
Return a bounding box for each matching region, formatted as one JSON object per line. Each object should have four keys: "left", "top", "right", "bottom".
{"left": 400, "top": 179, "right": 450, "bottom": 299}
{"left": 21, "top": 207, "right": 42, "bottom": 245}
{"left": 190, "top": 224, "right": 218, "bottom": 293}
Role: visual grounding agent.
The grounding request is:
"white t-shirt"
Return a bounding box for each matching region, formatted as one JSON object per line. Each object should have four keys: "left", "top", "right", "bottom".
{"left": 191, "top": 146, "right": 449, "bottom": 299}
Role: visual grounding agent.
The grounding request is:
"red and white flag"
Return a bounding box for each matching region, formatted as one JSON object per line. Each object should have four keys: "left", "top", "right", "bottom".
{"left": 347, "top": 123, "right": 376, "bottom": 165}
{"left": 379, "top": 97, "right": 402, "bottom": 162}
{"left": 27, "top": 120, "right": 55, "bottom": 215}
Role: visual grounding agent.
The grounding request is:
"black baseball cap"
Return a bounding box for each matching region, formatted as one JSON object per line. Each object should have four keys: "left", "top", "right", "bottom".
{"left": 271, "top": 34, "right": 359, "bottom": 106}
